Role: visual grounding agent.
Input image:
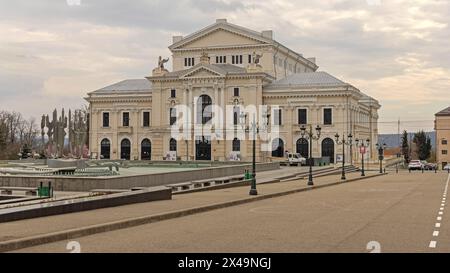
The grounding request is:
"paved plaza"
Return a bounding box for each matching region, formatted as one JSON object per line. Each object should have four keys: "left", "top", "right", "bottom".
{"left": 4, "top": 170, "right": 449, "bottom": 253}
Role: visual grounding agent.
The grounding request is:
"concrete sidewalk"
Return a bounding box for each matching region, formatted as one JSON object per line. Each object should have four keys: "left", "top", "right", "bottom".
{"left": 0, "top": 170, "right": 383, "bottom": 252}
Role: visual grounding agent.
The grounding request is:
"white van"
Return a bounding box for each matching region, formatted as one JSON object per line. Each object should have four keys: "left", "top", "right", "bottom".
{"left": 287, "top": 153, "right": 307, "bottom": 166}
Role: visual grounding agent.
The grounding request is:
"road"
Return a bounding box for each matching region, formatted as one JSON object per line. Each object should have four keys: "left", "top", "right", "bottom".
{"left": 16, "top": 171, "right": 450, "bottom": 253}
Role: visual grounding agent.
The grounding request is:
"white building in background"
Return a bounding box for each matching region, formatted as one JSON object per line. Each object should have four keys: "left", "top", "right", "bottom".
{"left": 85, "top": 19, "right": 380, "bottom": 163}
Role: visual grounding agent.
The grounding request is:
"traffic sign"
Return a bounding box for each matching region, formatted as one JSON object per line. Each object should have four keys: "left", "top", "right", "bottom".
{"left": 360, "top": 146, "right": 366, "bottom": 154}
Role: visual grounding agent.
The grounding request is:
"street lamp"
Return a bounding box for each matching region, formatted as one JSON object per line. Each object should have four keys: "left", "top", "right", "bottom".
{"left": 240, "top": 112, "right": 259, "bottom": 195}
{"left": 335, "top": 133, "right": 353, "bottom": 180}
{"left": 300, "top": 124, "right": 322, "bottom": 186}
{"left": 376, "top": 143, "right": 387, "bottom": 174}
{"left": 355, "top": 138, "right": 370, "bottom": 176}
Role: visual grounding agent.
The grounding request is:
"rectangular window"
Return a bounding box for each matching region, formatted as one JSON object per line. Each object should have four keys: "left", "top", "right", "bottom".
{"left": 298, "top": 109, "right": 307, "bottom": 125}
{"left": 274, "top": 109, "right": 282, "bottom": 126}
{"left": 216, "top": 56, "right": 227, "bottom": 64}
{"left": 143, "top": 111, "right": 150, "bottom": 127}
{"left": 443, "top": 150, "right": 448, "bottom": 155}
{"left": 248, "top": 54, "right": 252, "bottom": 64}
{"left": 170, "top": 108, "right": 177, "bottom": 125}
{"left": 170, "top": 89, "right": 176, "bottom": 98}
{"left": 324, "top": 108, "right": 332, "bottom": 125}
{"left": 234, "top": 87, "right": 240, "bottom": 97}
{"left": 184, "top": 57, "right": 195, "bottom": 67}
{"left": 232, "top": 55, "right": 243, "bottom": 64}
{"left": 122, "top": 112, "right": 130, "bottom": 127}
{"left": 443, "top": 139, "right": 448, "bottom": 145}
{"left": 102, "top": 112, "right": 109, "bottom": 128}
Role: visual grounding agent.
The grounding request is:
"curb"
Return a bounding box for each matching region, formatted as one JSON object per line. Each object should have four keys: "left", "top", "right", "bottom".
{"left": 0, "top": 173, "right": 386, "bottom": 253}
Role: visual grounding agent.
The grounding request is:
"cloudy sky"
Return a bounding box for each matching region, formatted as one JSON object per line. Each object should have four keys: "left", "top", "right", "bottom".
{"left": 0, "top": 0, "right": 449, "bottom": 133}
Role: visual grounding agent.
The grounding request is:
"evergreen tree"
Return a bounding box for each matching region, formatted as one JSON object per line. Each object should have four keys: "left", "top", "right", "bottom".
{"left": 401, "top": 130, "right": 410, "bottom": 163}
{"left": 413, "top": 130, "right": 432, "bottom": 160}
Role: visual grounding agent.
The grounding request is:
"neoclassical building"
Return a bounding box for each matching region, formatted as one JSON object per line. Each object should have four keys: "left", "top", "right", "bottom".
{"left": 86, "top": 19, "right": 380, "bottom": 163}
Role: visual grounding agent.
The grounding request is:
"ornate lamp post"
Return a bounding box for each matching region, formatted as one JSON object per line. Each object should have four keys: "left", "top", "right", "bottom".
{"left": 355, "top": 138, "right": 370, "bottom": 176}
{"left": 334, "top": 133, "right": 353, "bottom": 180}
{"left": 376, "top": 143, "right": 387, "bottom": 174}
{"left": 240, "top": 112, "right": 259, "bottom": 195}
{"left": 300, "top": 124, "right": 322, "bottom": 186}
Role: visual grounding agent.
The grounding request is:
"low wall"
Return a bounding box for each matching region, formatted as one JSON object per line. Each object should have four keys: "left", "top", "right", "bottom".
{"left": 0, "top": 162, "right": 279, "bottom": 192}
{"left": 0, "top": 186, "right": 172, "bottom": 223}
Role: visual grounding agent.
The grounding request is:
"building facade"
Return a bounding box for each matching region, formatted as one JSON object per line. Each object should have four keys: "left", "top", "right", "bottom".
{"left": 435, "top": 107, "right": 450, "bottom": 169}
{"left": 86, "top": 19, "right": 380, "bottom": 163}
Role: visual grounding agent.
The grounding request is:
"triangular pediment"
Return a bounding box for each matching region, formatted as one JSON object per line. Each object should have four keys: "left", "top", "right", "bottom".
{"left": 181, "top": 66, "right": 224, "bottom": 78}
{"left": 170, "top": 22, "right": 272, "bottom": 50}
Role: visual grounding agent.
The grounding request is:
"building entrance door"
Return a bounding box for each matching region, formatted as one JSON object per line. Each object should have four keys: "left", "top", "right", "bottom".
{"left": 196, "top": 136, "right": 211, "bottom": 160}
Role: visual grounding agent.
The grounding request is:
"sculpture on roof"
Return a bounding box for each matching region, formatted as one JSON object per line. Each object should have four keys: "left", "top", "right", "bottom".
{"left": 158, "top": 56, "right": 169, "bottom": 69}
{"left": 252, "top": 51, "right": 263, "bottom": 65}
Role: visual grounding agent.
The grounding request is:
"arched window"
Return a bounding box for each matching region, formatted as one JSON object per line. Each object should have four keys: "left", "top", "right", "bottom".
{"left": 100, "top": 138, "right": 110, "bottom": 159}
{"left": 321, "top": 138, "right": 335, "bottom": 163}
{"left": 296, "top": 138, "right": 309, "bottom": 158}
{"left": 197, "top": 95, "right": 212, "bottom": 124}
{"left": 232, "top": 138, "right": 240, "bottom": 152}
{"left": 141, "top": 139, "right": 151, "bottom": 160}
{"left": 169, "top": 138, "right": 177, "bottom": 152}
{"left": 120, "top": 139, "right": 131, "bottom": 160}
{"left": 271, "top": 138, "right": 284, "bottom": 158}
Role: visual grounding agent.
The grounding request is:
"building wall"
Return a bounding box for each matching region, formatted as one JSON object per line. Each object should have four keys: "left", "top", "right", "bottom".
{"left": 436, "top": 115, "right": 450, "bottom": 168}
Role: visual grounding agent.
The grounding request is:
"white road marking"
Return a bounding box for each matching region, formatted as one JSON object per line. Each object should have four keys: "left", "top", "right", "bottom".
{"left": 428, "top": 174, "right": 450, "bottom": 250}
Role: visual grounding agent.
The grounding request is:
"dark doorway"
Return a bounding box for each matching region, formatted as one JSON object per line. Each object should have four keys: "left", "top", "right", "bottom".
{"left": 100, "top": 138, "right": 110, "bottom": 159}
{"left": 141, "top": 139, "right": 151, "bottom": 160}
{"left": 121, "top": 139, "right": 131, "bottom": 160}
{"left": 196, "top": 136, "right": 211, "bottom": 160}
{"left": 271, "top": 138, "right": 284, "bottom": 158}
{"left": 296, "top": 138, "right": 309, "bottom": 158}
{"left": 321, "top": 138, "right": 335, "bottom": 163}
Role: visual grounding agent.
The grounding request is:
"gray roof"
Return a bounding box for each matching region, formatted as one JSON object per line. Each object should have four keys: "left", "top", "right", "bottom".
{"left": 91, "top": 79, "right": 152, "bottom": 94}
{"left": 267, "top": 72, "right": 348, "bottom": 87}
{"left": 436, "top": 107, "right": 450, "bottom": 116}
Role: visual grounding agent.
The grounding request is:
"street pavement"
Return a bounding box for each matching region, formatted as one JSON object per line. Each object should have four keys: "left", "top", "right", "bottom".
{"left": 14, "top": 170, "right": 450, "bottom": 253}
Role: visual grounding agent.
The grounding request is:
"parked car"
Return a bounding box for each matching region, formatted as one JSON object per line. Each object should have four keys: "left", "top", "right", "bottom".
{"left": 444, "top": 164, "right": 450, "bottom": 171}
{"left": 287, "top": 153, "right": 307, "bottom": 166}
{"left": 408, "top": 160, "right": 424, "bottom": 171}
{"left": 423, "top": 162, "right": 437, "bottom": 170}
